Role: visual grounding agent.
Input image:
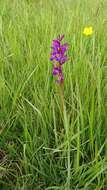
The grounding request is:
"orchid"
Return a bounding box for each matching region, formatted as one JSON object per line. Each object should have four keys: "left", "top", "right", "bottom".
{"left": 50, "top": 35, "right": 68, "bottom": 83}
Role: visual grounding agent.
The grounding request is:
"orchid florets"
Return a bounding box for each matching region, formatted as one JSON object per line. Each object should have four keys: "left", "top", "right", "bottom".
{"left": 50, "top": 35, "right": 68, "bottom": 84}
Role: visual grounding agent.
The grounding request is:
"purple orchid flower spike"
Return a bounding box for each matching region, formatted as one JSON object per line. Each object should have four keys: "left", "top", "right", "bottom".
{"left": 50, "top": 34, "right": 69, "bottom": 84}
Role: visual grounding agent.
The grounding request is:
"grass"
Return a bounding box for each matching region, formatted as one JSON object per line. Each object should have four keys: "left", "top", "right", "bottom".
{"left": 0, "top": 0, "right": 107, "bottom": 189}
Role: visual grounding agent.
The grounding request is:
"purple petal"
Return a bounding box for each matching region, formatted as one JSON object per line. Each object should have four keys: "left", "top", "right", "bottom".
{"left": 56, "top": 56, "right": 61, "bottom": 62}
{"left": 53, "top": 66, "right": 62, "bottom": 76}
{"left": 60, "top": 44, "right": 68, "bottom": 54}
{"left": 50, "top": 54, "right": 56, "bottom": 61}
{"left": 60, "top": 55, "right": 68, "bottom": 65}
{"left": 52, "top": 40, "right": 60, "bottom": 48}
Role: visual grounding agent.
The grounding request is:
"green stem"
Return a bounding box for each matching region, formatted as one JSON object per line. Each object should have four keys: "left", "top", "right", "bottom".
{"left": 58, "top": 83, "right": 71, "bottom": 189}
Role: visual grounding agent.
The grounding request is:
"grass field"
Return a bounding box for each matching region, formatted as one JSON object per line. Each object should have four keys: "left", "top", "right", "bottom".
{"left": 0, "top": 0, "right": 107, "bottom": 189}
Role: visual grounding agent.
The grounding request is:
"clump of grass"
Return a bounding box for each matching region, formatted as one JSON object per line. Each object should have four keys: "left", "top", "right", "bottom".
{"left": 0, "top": 0, "right": 107, "bottom": 189}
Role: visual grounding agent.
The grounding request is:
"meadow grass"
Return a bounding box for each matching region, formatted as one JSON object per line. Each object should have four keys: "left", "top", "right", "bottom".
{"left": 0, "top": 0, "right": 107, "bottom": 189}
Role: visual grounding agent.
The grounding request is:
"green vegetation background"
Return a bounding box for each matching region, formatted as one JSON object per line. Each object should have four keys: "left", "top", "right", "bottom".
{"left": 0, "top": 0, "right": 107, "bottom": 189}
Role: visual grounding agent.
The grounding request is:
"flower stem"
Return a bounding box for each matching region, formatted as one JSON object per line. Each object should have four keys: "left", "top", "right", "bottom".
{"left": 58, "top": 83, "right": 71, "bottom": 189}
{"left": 59, "top": 83, "right": 64, "bottom": 113}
